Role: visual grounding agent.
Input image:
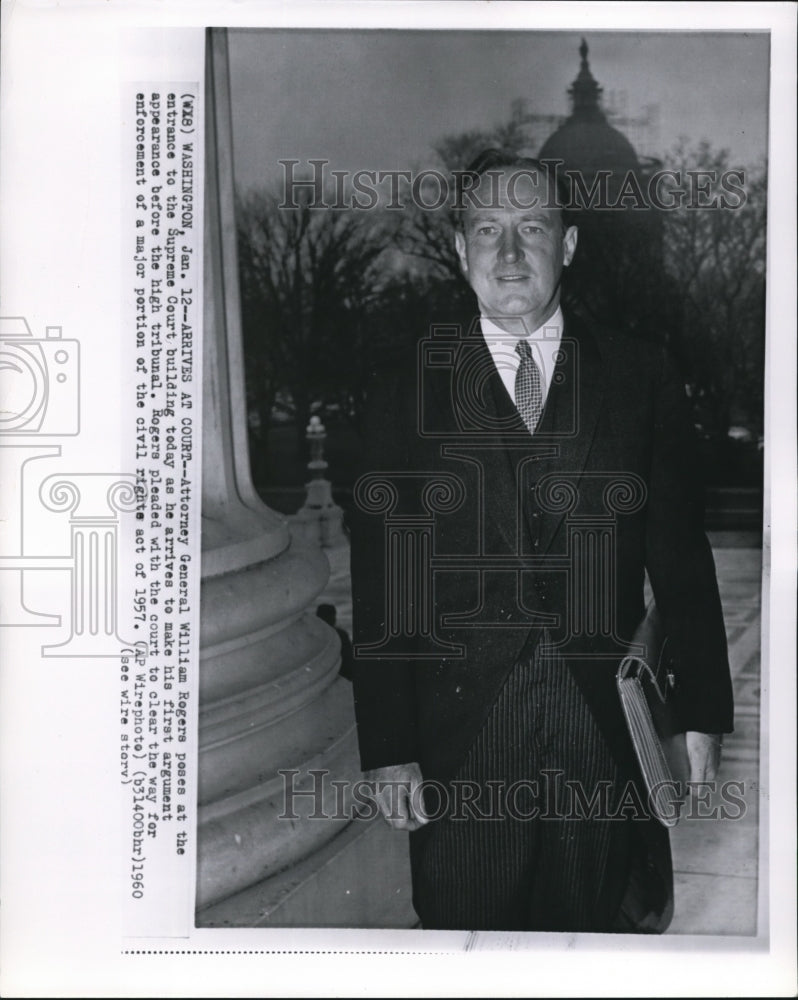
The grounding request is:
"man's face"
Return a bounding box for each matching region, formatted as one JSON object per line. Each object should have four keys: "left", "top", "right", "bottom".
{"left": 454, "top": 169, "right": 578, "bottom": 333}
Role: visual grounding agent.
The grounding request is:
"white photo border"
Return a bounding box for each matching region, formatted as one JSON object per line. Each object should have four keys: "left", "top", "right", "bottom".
{"left": 1, "top": 2, "right": 795, "bottom": 997}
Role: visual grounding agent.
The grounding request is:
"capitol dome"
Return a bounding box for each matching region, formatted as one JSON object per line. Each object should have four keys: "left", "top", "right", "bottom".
{"left": 539, "top": 39, "right": 639, "bottom": 174}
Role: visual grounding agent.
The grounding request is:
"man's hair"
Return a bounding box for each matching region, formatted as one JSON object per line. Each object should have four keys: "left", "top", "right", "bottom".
{"left": 453, "top": 148, "right": 575, "bottom": 231}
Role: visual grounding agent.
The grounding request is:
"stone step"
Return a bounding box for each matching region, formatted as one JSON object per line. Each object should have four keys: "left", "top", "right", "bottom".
{"left": 199, "top": 617, "right": 338, "bottom": 739}
{"left": 199, "top": 543, "right": 330, "bottom": 651}
{"left": 200, "top": 612, "right": 335, "bottom": 704}
{"left": 197, "top": 812, "right": 415, "bottom": 928}
{"left": 196, "top": 692, "right": 363, "bottom": 910}
{"left": 198, "top": 668, "right": 354, "bottom": 805}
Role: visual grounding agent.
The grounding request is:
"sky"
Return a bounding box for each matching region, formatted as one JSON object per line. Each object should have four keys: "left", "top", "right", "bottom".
{"left": 228, "top": 29, "right": 770, "bottom": 194}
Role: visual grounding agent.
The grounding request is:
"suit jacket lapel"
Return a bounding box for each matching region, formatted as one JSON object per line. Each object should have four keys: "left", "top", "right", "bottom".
{"left": 475, "top": 311, "right": 606, "bottom": 558}
{"left": 484, "top": 345, "right": 557, "bottom": 556}
{"left": 532, "top": 312, "right": 605, "bottom": 556}
{"left": 423, "top": 313, "right": 605, "bottom": 558}
{"left": 457, "top": 330, "right": 526, "bottom": 555}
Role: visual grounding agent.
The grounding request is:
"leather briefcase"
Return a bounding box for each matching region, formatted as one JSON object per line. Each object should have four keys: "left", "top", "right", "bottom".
{"left": 616, "top": 601, "right": 690, "bottom": 827}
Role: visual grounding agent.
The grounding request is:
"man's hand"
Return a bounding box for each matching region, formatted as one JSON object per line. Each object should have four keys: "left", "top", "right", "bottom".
{"left": 363, "top": 762, "right": 429, "bottom": 832}
{"left": 685, "top": 731, "right": 723, "bottom": 784}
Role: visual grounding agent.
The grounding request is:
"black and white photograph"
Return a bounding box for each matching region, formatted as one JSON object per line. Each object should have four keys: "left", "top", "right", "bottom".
{"left": 1, "top": 2, "right": 796, "bottom": 996}
{"left": 198, "top": 24, "right": 767, "bottom": 934}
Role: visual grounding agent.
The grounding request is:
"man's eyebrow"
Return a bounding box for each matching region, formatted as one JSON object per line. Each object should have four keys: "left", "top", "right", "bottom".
{"left": 466, "top": 212, "right": 554, "bottom": 226}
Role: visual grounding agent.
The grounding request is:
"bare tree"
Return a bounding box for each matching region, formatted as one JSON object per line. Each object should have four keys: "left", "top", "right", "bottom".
{"left": 663, "top": 141, "right": 767, "bottom": 435}
{"left": 397, "top": 124, "right": 767, "bottom": 445}
{"left": 237, "top": 127, "right": 766, "bottom": 492}
{"left": 237, "top": 186, "right": 394, "bottom": 465}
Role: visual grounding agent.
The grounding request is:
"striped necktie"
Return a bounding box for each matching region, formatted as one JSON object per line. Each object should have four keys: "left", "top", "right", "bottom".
{"left": 514, "top": 340, "right": 544, "bottom": 434}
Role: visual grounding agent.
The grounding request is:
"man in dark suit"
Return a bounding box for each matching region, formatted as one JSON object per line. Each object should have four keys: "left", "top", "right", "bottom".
{"left": 350, "top": 150, "right": 734, "bottom": 932}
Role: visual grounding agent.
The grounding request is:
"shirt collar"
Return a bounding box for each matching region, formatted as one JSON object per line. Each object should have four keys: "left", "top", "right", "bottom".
{"left": 480, "top": 306, "right": 564, "bottom": 344}
{"left": 480, "top": 306, "right": 564, "bottom": 400}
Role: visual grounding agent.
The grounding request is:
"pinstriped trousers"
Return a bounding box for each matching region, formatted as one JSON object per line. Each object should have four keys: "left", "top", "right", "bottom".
{"left": 409, "top": 640, "right": 635, "bottom": 931}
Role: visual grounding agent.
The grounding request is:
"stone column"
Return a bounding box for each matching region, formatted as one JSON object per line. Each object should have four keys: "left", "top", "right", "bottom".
{"left": 195, "top": 29, "right": 413, "bottom": 927}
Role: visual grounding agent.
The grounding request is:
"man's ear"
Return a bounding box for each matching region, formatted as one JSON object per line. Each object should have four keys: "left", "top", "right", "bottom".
{"left": 454, "top": 229, "right": 468, "bottom": 275}
{"left": 562, "top": 225, "right": 578, "bottom": 267}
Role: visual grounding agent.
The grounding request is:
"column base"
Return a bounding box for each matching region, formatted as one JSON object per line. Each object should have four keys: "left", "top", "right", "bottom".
{"left": 196, "top": 814, "right": 416, "bottom": 929}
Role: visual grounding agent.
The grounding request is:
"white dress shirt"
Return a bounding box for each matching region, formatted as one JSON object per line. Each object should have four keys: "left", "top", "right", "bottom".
{"left": 481, "top": 307, "right": 564, "bottom": 411}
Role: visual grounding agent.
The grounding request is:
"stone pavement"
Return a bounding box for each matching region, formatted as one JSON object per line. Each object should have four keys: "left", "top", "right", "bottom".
{"left": 667, "top": 541, "right": 763, "bottom": 935}
{"left": 316, "top": 536, "right": 764, "bottom": 936}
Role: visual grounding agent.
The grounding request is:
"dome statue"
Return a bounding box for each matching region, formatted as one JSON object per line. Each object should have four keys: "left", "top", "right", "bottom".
{"left": 539, "top": 38, "right": 639, "bottom": 175}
